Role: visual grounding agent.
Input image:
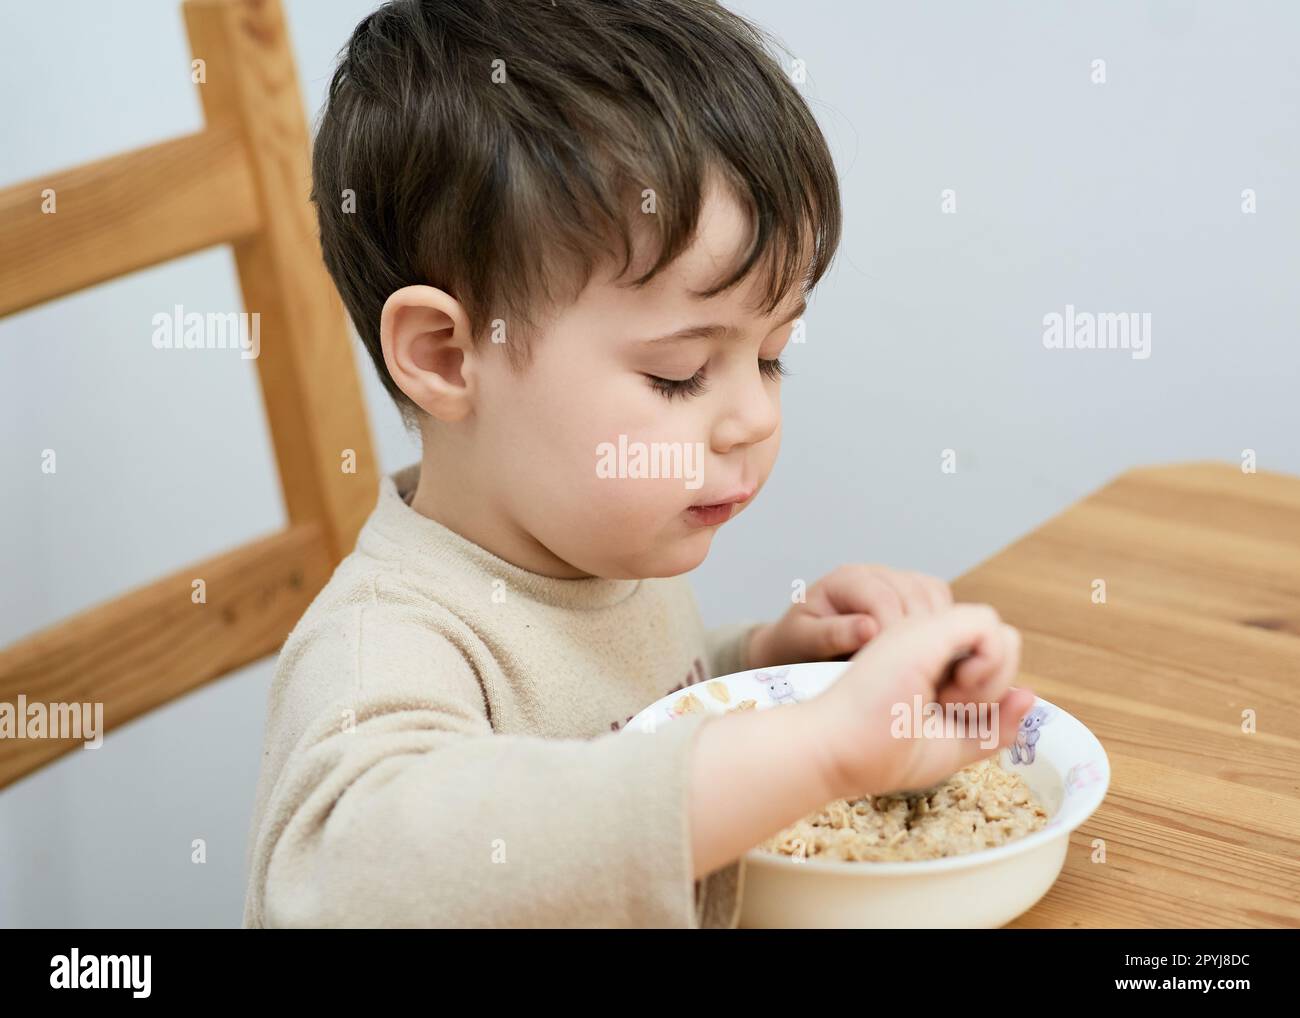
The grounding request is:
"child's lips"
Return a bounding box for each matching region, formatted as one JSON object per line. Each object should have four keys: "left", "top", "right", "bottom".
{"left": 685, "top": 502, "right": 736, "bottom": 526}
{"left": 689, "top": 486, "right": 755, "bottom": 509}
{"left": 685, "top": 487, "right": 754, "bottom": 526}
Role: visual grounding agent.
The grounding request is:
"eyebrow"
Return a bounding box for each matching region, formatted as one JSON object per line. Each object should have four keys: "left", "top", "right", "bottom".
{"left": 637, "top": 297, "right": 807, "bottom": 344}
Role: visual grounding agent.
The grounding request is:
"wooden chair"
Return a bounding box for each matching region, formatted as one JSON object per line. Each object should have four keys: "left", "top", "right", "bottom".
{"left": 0, "top": 0, "right": 377, "bottom": 788}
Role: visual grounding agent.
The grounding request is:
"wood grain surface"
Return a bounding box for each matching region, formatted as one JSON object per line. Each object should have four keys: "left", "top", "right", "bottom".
{"left": 951, "top": 461, "right": 1300, "bottom": 928}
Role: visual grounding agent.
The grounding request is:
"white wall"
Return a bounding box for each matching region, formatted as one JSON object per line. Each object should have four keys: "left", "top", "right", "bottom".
{"left": 2, "top": 0, "right": 1296, "bottom": 926}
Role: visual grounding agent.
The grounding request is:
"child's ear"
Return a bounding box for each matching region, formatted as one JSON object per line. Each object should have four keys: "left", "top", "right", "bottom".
{"left": 380, "top": 285, "right": 477, "bottom": 422}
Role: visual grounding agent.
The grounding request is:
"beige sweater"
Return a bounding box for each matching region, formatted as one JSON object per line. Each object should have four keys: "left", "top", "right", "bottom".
{"left": 242, "top": 462, "right": 760, "bottom": 928}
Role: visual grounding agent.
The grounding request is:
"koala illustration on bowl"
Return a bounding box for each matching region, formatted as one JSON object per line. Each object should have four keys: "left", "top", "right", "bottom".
{"left": 1009, "top": 705, "right": 1052, "bottom": 765}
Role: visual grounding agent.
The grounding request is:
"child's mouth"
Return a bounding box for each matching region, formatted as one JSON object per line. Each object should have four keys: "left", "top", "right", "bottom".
{"left": 684, "top": 487, "right": 753, "bottom": 527}
{"left": 686, "top": 488, "right": 759, "bottom": 530}
{"left": 685, "top": 502, "right": 736, "bottom": 526}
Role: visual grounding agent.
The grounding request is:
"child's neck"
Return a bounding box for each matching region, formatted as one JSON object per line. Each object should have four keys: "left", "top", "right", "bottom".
{"left": 405, "top": 454, "right": 593, "bottom": 581}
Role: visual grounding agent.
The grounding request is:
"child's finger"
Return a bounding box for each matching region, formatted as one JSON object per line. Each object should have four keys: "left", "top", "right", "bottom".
{"left": 888, "top": 570, "right": 934, "bottom": 617}
{"left": 995, "top": 687, "right": 1036, "bottom": 745}
{"left": 984, "top": 624, "right": 1023, "bottom": 701}
{"left": 858, "top": 602, "right": 1003, "bottom": 693}
{"left": 816, "top": 613, "right": 877, "bottom": 657}
{"left": 936, "top": 605, "right": 1003, "bottom": 665}
{"left": 858, "top": 578, "right": 905, "bottom": 628}
{"left": 911, "top": 572, "right": 953, "bottom": 614}
{"left": 950, "top": 617, "right": 1012, "bottom": 691}
{"left": 942, "top": 686, "right": 1035, "bottom": 773}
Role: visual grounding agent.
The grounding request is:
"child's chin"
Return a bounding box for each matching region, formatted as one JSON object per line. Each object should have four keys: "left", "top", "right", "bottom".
{"left": 647, "top": 531, "right": 715, "bottom": 576}
{"left": 605, "top": 529, "right": 715, "bottom": 578}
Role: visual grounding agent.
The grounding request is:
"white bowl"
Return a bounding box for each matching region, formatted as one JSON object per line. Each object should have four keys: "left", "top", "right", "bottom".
{"left": 621, "top": 661, "right": 1110, "bottom": 928}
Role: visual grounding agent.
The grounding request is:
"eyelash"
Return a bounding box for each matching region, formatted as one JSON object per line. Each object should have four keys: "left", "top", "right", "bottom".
{"left": 646, "top": 357, "right": 788, "bottom": 400}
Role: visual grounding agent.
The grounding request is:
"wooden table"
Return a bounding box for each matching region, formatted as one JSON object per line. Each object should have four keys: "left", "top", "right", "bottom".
{"left": 951, "top": 461, "right": 1300, "bottom": 928}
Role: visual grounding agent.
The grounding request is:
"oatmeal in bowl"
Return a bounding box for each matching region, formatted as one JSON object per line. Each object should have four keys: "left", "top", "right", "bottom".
{"left": 759, "top": 755, "right": 1050, "bottom": 864}
{"left": 621, "top": 661, "right": 1109, "bottom": 928}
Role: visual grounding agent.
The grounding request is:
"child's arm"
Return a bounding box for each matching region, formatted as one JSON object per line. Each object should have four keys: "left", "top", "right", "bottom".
{"left": 247, "top": 621, "right": 761, "bottom": 928}
{"left": 688, "top": 606, "right": 1034, "bottom": 877}
{"left": 688, "top": 702, "right": 839, "bottom": 877}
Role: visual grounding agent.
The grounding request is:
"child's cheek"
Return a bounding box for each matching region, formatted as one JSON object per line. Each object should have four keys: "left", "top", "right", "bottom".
{"left": 581, "top": 469, "right": 697, "bottom": 525}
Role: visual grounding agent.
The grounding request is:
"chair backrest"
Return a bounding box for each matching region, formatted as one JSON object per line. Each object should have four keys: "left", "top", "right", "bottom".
{"left": 0, "top": 0, "right": 378, "bottom": 789}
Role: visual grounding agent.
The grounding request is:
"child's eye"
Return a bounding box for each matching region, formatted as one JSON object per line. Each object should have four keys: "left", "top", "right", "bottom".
{"left": 645, "top": 370, "right": 708, "bottom": 400}
{"left": 645, "top": 357, "right": 788, "bottom": 400}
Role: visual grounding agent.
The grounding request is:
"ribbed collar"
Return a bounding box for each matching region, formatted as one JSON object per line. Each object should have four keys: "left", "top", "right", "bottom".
{"left": 360, "top": 461, "right": 643, "bottom": 610}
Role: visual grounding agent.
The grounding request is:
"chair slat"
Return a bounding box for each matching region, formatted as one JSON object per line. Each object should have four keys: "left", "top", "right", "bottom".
{"left": 0, "top": 125, "right": 260, "bottom": 318}
{"left": 0, "top": 523, "right": 333, "bottom": 790}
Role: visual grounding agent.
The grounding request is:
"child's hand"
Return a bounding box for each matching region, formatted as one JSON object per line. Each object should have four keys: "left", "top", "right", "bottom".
{"left": 804, "top": 604, "right": 1035, "bottom": 798}
{"left": 745, "top": 564, "right": 953, "bottom": 670}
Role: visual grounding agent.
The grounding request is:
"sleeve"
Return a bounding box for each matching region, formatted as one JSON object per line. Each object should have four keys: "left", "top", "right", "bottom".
{"left": 247, "top": 622, "right": 740, "bottom": 929}
{"left": 692, "top": 620, "right": 764, "bottom": 926}
{"left": 703, "top": 620, "right": 764, "bottom": 679}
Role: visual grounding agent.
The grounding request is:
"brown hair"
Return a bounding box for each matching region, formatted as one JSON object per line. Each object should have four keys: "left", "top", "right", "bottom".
{"left": 311, "top": 0, "right": 842, "bottom": 431}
